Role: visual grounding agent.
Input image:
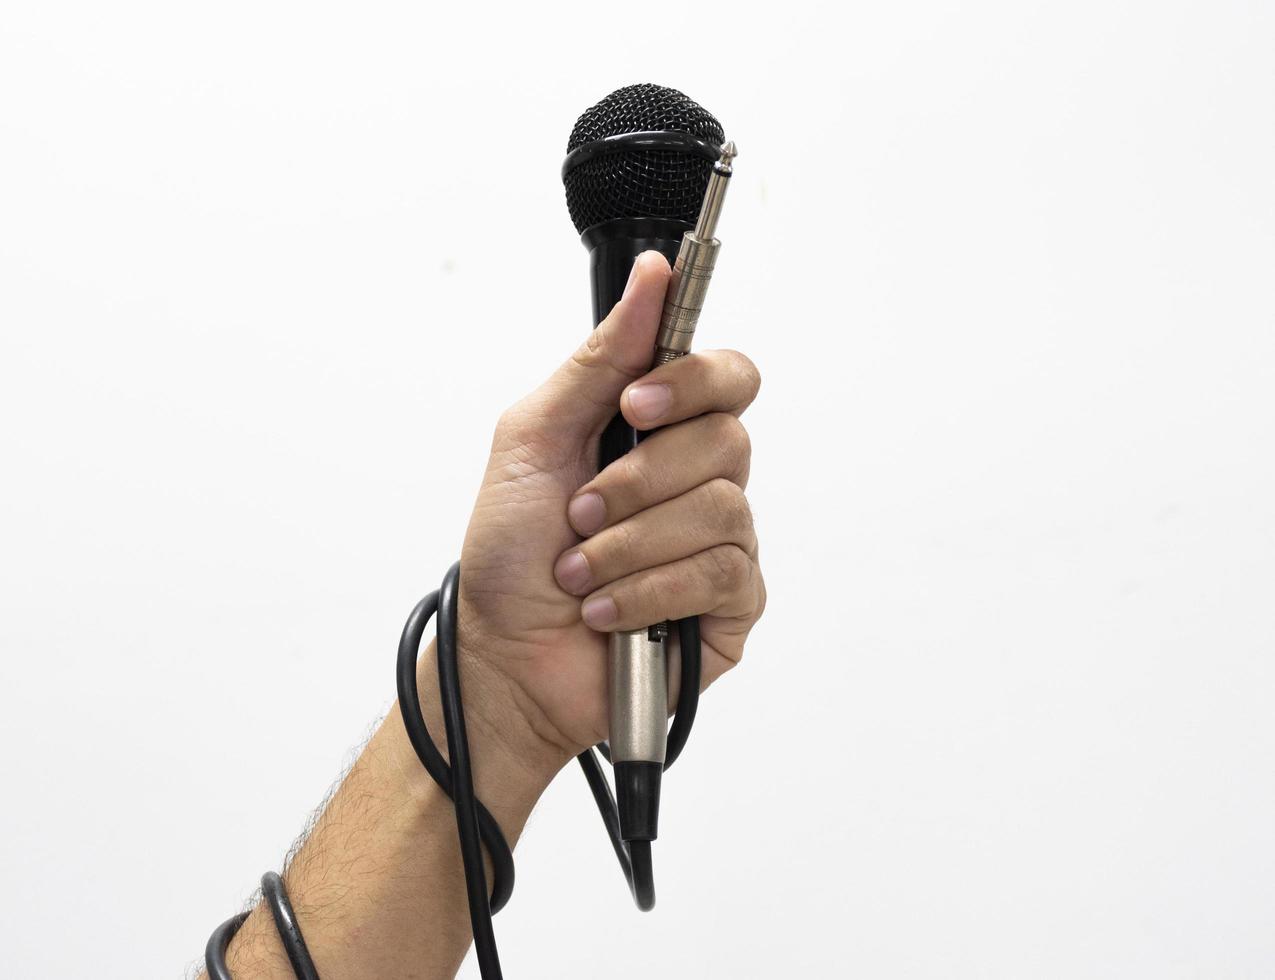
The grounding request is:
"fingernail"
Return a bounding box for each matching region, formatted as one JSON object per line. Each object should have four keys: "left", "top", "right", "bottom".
{"left": 581, "top": 595, "right": 617, "bottom": 629}
{"left": 627, "top": 383, "right": 672, "bottom": 423}
{"left": 567, "top": 492, "right": 606, "bottom": 535}
{"left": 622, "top": 257, "right": 640, "bottom": 299}
{"left": 553, "top": 550, "right": 592, "bottom": 594}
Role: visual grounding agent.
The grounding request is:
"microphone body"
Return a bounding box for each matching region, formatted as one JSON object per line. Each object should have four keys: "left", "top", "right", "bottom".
{"left": 587, "top": 218, "right": 688, "bottom": 840}
{"left": 563, "top": 82, "right": 732, "bottom": 854}
{"left": 581, "top": 149, "right": 736, "bottom": 842}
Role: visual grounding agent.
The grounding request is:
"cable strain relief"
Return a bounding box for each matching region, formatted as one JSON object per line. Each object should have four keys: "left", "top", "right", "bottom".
{"left": 615, "top": 761, "right": 662, "bottom": 842}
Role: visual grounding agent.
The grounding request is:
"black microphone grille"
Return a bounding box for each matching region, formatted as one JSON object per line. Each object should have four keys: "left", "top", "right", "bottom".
{"left": 563, "top": 83, "right": 725, "bottom": 235}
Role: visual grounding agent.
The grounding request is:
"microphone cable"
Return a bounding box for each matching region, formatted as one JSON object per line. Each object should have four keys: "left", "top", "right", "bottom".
{"left": 206, "top": 561, "right": 702, "bottom": 980}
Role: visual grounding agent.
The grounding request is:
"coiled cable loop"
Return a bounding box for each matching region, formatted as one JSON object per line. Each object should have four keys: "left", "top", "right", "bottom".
{"left": 205, "top": 561, "right": 702, "bottom": 980}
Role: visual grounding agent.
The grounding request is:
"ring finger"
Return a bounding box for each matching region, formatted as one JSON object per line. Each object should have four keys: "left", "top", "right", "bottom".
{"left": 555, "top": 478, "right": 756, "bottom": 596}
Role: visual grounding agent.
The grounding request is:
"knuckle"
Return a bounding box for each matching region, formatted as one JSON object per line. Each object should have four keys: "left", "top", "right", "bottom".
{"left": 708, "top": 413, "right": 751, "bottom": 471}
{"left": 494, "top": 403, "right": 519, "bottom": 434}
{"left": 704, "top": 543, "right": 752, "bottom": 591}
{"left": 616, "top": 452, "right": 658, "bottom": 503}
{"left": 607, "top": 519, "right": 640, "bottom": 564}
{"left": 493, "top": 402, "right": 530, "bottom": 445}
{"left": 491, "top": 401, "right": 554, "bottom": 463}
{"left": 728, "top": 351, "right": 762, "bottom": 401}
{"left": 567, "top": 329, "right": 609, "bottom": 380}
{"left": 577, "top": 328, "right": 605, "bottom": 364}
{"left": 636, "top": 573, "right": 667, "bottom": 615}
{"left": 703, "top": 477, "right": 752, "bottom": 534}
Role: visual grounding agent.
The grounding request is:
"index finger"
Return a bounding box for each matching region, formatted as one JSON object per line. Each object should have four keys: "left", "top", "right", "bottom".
{"left": 618, "top": 349, "right": 761, "bottom": 431}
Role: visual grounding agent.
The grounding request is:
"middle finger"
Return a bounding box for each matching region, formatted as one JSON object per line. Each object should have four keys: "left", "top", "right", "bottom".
{"left": 566, "top": 412, "right": 751, "bottom": 537}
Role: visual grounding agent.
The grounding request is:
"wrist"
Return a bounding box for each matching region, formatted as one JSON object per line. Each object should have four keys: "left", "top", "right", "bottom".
{"left": 391, "top": 637, "right": 570, "bottom": 828}
{"left": 211, "top": 634, "right": 574, "bottom": 980}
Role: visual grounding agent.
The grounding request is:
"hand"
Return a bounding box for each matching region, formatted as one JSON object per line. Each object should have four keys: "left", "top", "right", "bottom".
{"left": 455, "top": 250, "right": 765, "bottom": 768}
{"left": 202, "top": 251, "right": 763, "bottom": 980}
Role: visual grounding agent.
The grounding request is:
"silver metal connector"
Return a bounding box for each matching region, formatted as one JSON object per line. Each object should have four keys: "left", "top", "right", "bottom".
{"left": 607, "top": 629, "right": 669, "bottom": 764}
{"left": 692, "top": 140, "right": 735, "bottom": 241}
{"left": 653, "top": 142, "right": 736, "bottom": 364}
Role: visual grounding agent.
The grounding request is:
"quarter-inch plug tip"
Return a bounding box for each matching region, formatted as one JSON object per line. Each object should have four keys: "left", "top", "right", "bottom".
{"left": 716, "top": 140, "right": 737, "bottom": 174}
{"left": 693, "top": 141, "right": 736, "bottom": 240}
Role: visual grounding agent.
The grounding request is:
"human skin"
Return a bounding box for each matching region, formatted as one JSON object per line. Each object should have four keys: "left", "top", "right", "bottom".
{"left": 204, "top": 251, "right": 765, "bottom": 979}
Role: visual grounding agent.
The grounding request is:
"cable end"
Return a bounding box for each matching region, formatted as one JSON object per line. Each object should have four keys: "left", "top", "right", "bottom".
{"left": 615, "top": 761, "right": 662, "bottom": 842}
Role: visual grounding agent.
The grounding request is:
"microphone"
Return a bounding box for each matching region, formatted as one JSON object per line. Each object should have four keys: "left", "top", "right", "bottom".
{"left": 562, "top": 84, "right": 735, "bottom": 873}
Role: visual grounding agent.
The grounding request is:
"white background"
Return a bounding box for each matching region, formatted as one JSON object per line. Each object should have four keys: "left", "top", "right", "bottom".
{"left": 2, "top": 1, "right": 1273, "bottom": 977}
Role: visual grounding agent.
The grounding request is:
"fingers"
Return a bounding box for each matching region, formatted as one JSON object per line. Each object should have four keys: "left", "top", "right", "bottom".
{"left": 554, "top": 478, "right": 757, "bottom": 596}
{"left": 526, "top": 250, "right": 763, "bottom": 637}
{"left": 518, "top": 251, "right": 671, "bottom": 439}
{"left": 551, "top": 339, "right": 765, "bottom": 635}
{"left": 556, "top": 474, "right": 763, "bottom": 634}
{"left": 562, "top": 349, "right": 759, "bottom": 535}
{"left": 577, "top": 544, "right": 763, "bottom": 632}
{"left": 618, "top": 348, "right": 761, "bottom": 431}
{"left": 565, "top": 413, "right": 751, "bottom": 536}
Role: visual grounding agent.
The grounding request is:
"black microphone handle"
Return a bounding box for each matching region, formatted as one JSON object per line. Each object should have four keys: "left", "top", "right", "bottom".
{"left": 583, "top": 216, "right": 691, "bottom": 467}
{"left": 581, "top": 216, "right": 692, "bottom": 850}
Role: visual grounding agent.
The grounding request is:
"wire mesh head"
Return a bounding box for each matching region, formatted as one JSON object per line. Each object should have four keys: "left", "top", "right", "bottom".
{"left": 564, "top": 83, "right": 725, "bottom": 234}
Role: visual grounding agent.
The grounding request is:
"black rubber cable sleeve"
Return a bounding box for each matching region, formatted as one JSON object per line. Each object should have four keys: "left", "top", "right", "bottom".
{"left": 205, "top": 912, "right": 248, "bottom": 980}
{"left": 434, "top": 562, "right": 505, "bottom": 979}
{"left": 261, "top": 871, "right": 320, "bottom": 980}
{"left": 395, "top": 586, "right": 515, "bottom": 913}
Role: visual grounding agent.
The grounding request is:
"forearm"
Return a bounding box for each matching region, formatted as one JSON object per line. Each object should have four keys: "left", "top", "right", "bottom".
{"left": 206, "top": 638, "right": 570, "bottom": 980}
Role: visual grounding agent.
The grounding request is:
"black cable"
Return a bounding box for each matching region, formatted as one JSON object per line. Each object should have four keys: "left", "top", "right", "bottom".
{"left": 433, "top": 563, "right": 504, "bottom": 978}
{"left": 576, "top": 748, "right": 656, "bottom": 909}
{"left": 261, "top": 871, "right": 320, "bottom": 980}
{"left": 396, "top": 580, "right": 515, "bottom": 914}
{"left": 205, "top": 561, "right": 702, "bottom": 979}
{"left": 205, "top": 912, "right": 247, "bottom": 980}
{"left": 665, "top": 615, "right": 702, "bottom": 769}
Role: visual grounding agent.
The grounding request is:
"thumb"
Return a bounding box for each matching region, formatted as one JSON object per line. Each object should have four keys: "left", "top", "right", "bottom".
{"left": 526, "top": 249, "right": 671, "bottom": 437}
